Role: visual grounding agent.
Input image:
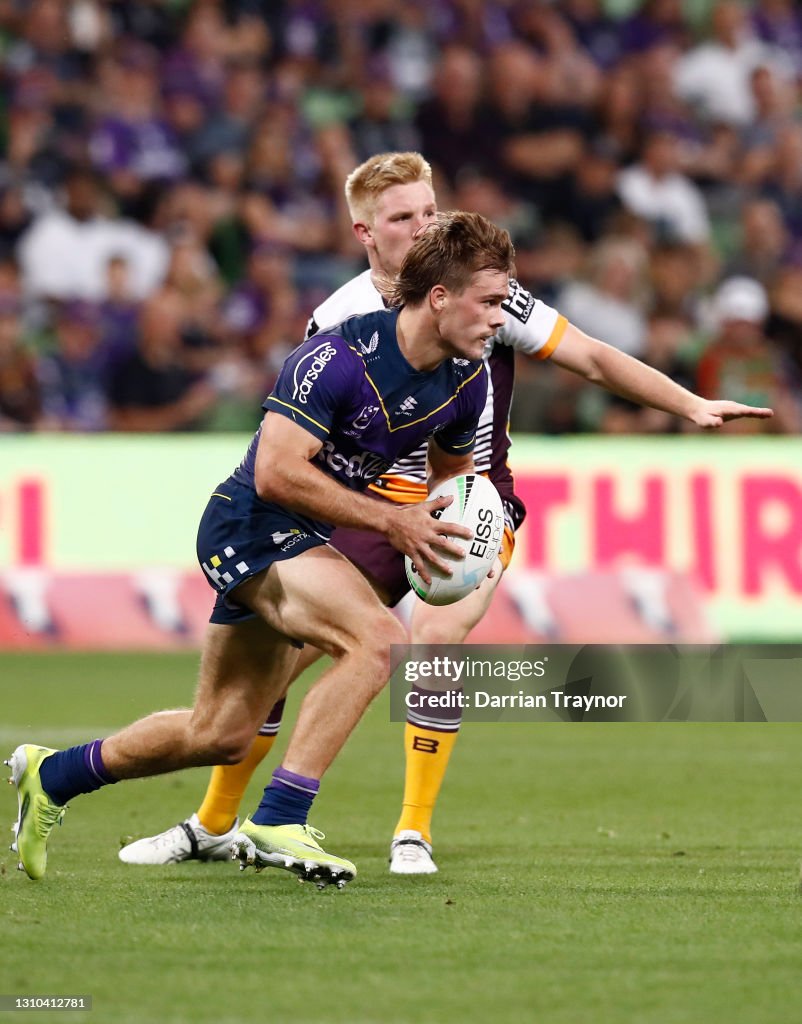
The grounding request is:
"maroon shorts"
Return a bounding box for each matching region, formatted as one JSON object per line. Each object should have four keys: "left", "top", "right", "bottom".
{"left": 329, "top": 526, "right": 408, "bottom": 607}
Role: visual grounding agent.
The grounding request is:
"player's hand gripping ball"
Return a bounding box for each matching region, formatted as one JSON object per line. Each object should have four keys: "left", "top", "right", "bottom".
{"left": 405, "top": 474, "right": 504, "bottom": 605}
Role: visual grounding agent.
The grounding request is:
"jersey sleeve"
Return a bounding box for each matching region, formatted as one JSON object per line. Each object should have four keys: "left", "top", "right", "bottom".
{"left": 264, "top": 334, "right": 355, "bottom": 441}
{"left": 431, "top": 363, "right": 488, "bottom": 455}
{"left": 304, "top": 315, "right": 319, "bottom": 341}
{"left": 497, "top": 278, "right": 568, "bottom": 359}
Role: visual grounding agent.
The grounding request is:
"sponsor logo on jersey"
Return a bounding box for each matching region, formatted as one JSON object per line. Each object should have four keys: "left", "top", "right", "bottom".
{"left": 292, "top": 341, "right": 338, "bottom": 404}
{"left": 397, "top": 395, "right": 418, "bottom": 415}
{"left": 503, "top": 278, "right": 535, "bottom": 323}
{"left": 318, "top": 441, "right": 388, "bottom": 481}
{"left": 344, "top": 404, "right": 380, "bottom": 436}
{"left": 357, "top": 331, "right": 379, "bottom": 356}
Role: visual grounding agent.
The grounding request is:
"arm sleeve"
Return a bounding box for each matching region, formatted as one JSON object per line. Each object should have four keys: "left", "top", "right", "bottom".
{"left": 432, "top": 364, "right": 488, "bottom": 455}
{"left": 264, "top": 335, "right": 355, "bottom": 441}
{"left": 497, "top": 278, "right": 568, "bottom": 359}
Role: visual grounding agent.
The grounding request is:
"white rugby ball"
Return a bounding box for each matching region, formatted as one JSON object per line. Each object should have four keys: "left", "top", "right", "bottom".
{"left": 405, "top": 474, "right": 505, "bottom": 606}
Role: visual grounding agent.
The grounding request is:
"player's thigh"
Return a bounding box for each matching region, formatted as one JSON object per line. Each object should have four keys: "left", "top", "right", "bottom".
{"left": 410, "top": 557, "right": 504, "bottom": 645}
{"left": 192, "top": 618, "right": 301, "bottom": 737}
{"left": 236, "top": 545, "right": 405, "bottom": 657}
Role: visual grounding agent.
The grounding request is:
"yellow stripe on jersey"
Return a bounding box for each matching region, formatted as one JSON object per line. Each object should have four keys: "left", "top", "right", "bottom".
{"left": 348, "top": 344, "right": 487, "bottom": 434}
{"left": 449, "top": 434, "right": 476, "bottom": 449}
{"left": 265, "top": 397, "right": 330, "bottom": 435}
{"left": 535, "top": 314, "right": 568, "bottom": 360}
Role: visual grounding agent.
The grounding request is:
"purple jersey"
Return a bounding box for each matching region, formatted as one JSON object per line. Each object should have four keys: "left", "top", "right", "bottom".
{"left": 229, "top": 308, "right": 487, "bottom": 538}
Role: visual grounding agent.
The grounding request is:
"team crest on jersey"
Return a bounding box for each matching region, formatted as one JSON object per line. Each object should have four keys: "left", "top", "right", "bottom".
{"left": 356, "top": 331, "right": 379, "bottom": 356}
{"left": 344, "top": 404, "right": 380, "bottom": 436}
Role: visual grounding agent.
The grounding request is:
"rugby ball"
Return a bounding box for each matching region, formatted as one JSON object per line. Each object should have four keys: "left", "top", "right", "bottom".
{"left": 405, "top": 474, "right": 505, "bottom": 606}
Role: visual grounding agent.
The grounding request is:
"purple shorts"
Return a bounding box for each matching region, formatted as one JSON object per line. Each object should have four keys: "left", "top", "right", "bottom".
{"left": 329, "top": 526, "right": 408, "bottom": 607}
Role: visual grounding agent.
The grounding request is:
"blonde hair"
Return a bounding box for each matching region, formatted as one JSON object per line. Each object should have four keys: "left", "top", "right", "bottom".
{"left": 344, "top": 152, "right": 433, "bottom": 224}
{"left": 388, "top": 211, "right": 515, "bottom": 308}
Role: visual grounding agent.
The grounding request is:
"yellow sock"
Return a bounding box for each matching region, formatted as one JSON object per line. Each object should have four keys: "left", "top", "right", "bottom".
{"left": 394, "top": 724, "right": 458, "bottom": 844}
{"left": 197, "top": 734, "right": 276, "bottom": 835}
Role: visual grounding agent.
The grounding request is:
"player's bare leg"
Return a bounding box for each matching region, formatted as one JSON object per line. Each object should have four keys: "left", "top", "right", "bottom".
{"left": 120, "top": 558, "right": 396, "bottom": 868}
{"left": 119, "top": 642, "right": 326, "bottom": 865}
{"left": 223, "top": 546, "right": 406, "bottom": 886}
{"left": 7, "top": 617, "right": 299, "bottom": 879}
{"left": 391, "top": 558, "right": 504, "bottom": 874}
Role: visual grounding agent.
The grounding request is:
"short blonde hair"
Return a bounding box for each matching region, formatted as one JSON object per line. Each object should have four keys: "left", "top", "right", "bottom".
{"left": 344, "top": 152, "right": 433, "bottom": 224}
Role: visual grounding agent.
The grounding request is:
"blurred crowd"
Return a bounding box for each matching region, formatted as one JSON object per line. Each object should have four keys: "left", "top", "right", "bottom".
{"left": 1, "top": 0, "right": 801, "bottom": 435}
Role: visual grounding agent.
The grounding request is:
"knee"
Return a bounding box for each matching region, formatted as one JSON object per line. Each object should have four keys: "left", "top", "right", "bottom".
{"left": 193, "top": 721, "right": 255, "bottom": 765}
{"left": 355, "top": 613, "right": 407, "bottom": 684}
{"left": 411, "top": 615, "right": 455, "bottom": 646}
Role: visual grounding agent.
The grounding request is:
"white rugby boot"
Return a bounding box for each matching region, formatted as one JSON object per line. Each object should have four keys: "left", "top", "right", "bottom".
{"left": 119, "top": 813, "right": 239, "bottom": 864}
{"left": 389, "top": 830, "right": 438, "bottom": 874}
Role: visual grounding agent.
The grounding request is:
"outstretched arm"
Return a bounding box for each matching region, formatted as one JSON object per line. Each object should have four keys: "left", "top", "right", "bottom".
{"left": 550, "top": 324, "right": 774, "bottom": 429}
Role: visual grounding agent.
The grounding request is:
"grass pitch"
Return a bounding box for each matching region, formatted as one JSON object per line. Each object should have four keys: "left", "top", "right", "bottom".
{"left": 2, "top": 652, "right": 802, "bottom": 1024}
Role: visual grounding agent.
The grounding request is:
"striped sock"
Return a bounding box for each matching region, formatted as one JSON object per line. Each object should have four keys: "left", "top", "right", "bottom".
{"left": 251, "top": 765, "right": 319, "bottom": 826}
{"left": 395, "top": 685, "right": 462, "bottom": 843}
{"left": 38, "top": 740, "right": 117, "bottom": 806}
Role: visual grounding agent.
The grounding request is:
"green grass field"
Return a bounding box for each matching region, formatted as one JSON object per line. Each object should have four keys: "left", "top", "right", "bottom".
{"left": 2, "top": 652, "right": 802, "bottom": 1024}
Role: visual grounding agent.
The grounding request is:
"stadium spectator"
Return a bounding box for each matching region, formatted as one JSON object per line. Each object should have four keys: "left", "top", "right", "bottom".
{"left": 649, "top": 240, "right": 706, "bottom": 319}
{"left": 739, "top": 64, "right": 800, "bottom": 189}
{"left": 188, "top": 59, "right": 268, "bottom": 173}
{"left": 599, "top": 312, "right": 699, "bottom": 434}
{"left": 88, "top": 41, "right": 187, "bottom": 206}
{"left": 478, "top": 41, "right": 587, "bottom": 222}
{"left": 564, "top": 138, "right": 624, "bottom": 243}
{"left": 37, "top": 301, "right": 108, "bottom": 432}
{"left": 512, "top": 4, "right": 602, "bottom": 109}
{"left": 673, "top": 0, "right": 793, "bottom": 127}
{"left": 556, "top": 236, "right": 649, "bottom": 357}
{"left": 0, "top": 296, "right": 41, "bottom": 430}
{"left": 767, "top": 258, "right": 802, "bottom": 384}
{"left": 616, "top": 129, "right": 712, "bottom": 247}
{"left": 695, "top": 275, "right": 799, "bottom": 433}
{"left": 106, "top": 288, "right": 216, "bottom": 432}
{"left": 750, "top": 0, "right": 802, "bottom": 75}
{"left": 17, "top": 166, "right": 169, "bottom": 302}
{"left": 724, "top": 196, "right": 790, "bottom": 285}
{"left": 0, "top": 0, "right": 796, "bottom": 441}
{"left": 413, "top": 45, "right": 486, "bottom": 187}
{"left": 758, "top": 124, "right": 802, "bottom": 243}
{"left": 619, "top": 0, "right": 689, "bottom": 57}
{"left": 563, "top": 0, "right": 625, "bottom": 70}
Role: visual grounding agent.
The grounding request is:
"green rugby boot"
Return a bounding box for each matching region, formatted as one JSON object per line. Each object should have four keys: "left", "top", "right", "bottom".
{"left": 5, "top": 745, "right": 66, "bottom": 880}
{"left": 231, "top": 818, "right": 356, "bottom": 889}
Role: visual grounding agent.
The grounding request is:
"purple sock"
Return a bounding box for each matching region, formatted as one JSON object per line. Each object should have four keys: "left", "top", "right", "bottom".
{"left": 38, "top": 740, "right": 118, "bottom": 806}
{"left": 251, "top": 765, "right": 319, "bottom": 826}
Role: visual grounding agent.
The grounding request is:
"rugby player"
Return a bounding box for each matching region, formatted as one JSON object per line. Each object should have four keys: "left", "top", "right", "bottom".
{"left": 7, "top": 211, "right": 518, "bottom": 885}
{"left": 117, "top": 152, "right": 774, "bottom": 876}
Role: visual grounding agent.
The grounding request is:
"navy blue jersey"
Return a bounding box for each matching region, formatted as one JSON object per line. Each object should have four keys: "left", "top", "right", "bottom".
{"left": 228, "top": 308, "right": 487, "bottom": 538}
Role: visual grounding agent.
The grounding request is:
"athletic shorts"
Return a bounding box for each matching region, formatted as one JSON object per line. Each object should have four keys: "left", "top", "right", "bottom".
{"left": 196, "top": 481, "right": 325, "bottom": 626}
{"left": 329, "top": 523, "right": 516, "bottom": 607}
